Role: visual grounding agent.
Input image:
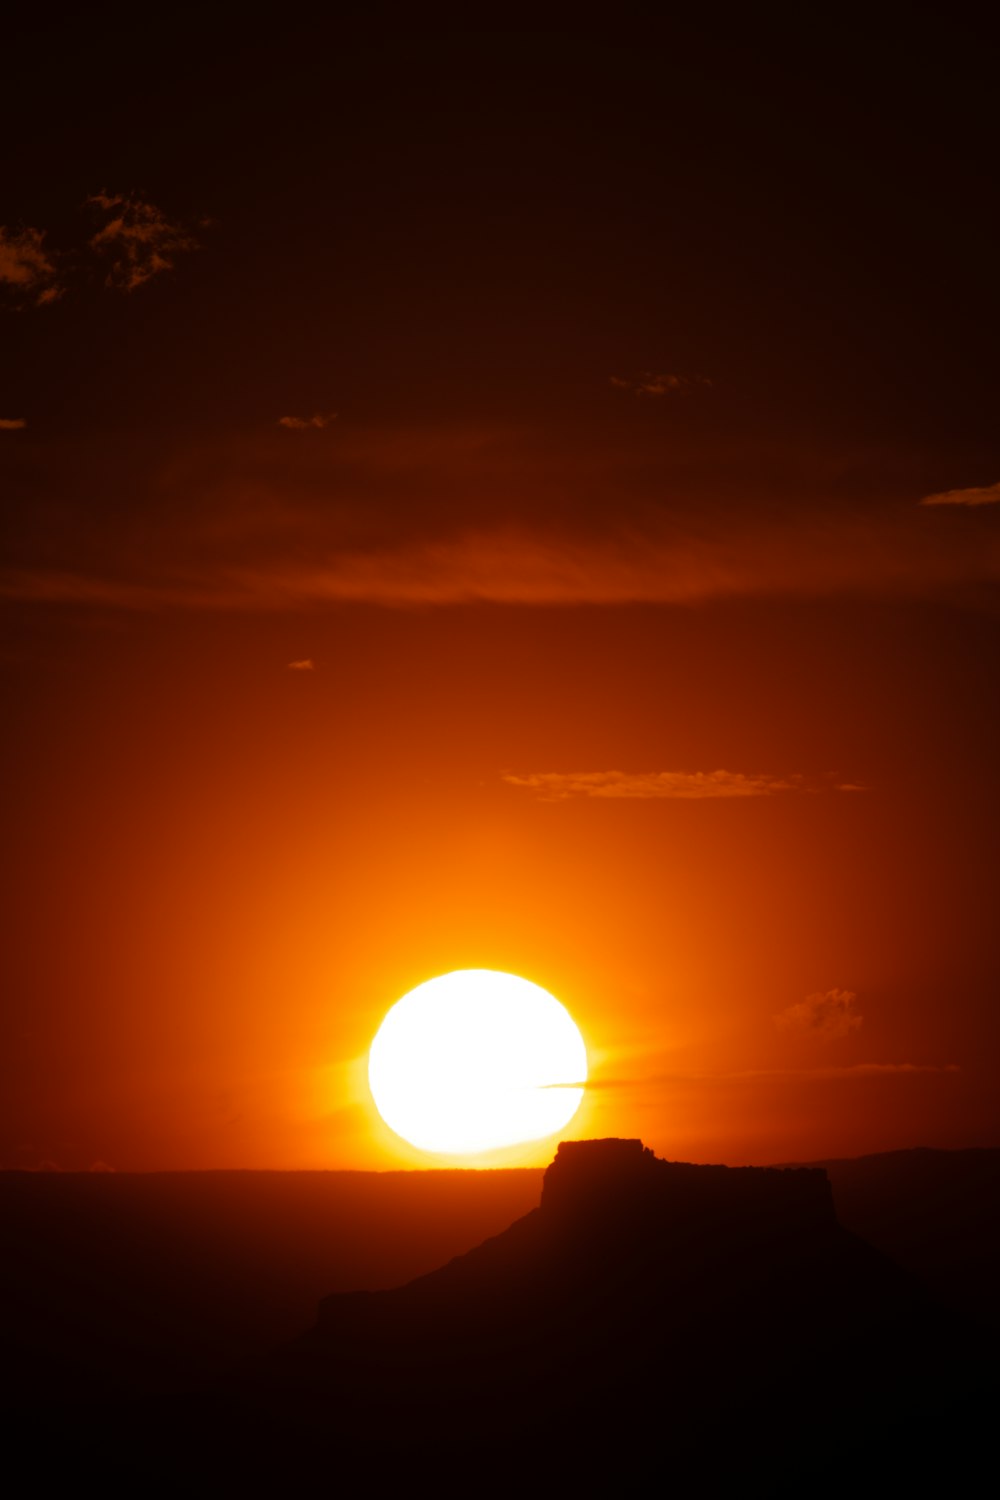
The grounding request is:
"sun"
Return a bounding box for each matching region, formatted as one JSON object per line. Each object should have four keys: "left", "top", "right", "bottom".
{"left": 368, "top": 969, "right": 587, "bottom": 1155}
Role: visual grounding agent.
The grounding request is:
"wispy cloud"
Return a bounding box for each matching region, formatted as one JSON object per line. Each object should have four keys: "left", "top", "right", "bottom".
{"left": 2, "top": 198, "right": 204, "bottom": 305}
{"left": 4, "top": 424, "right": 1000, "bottom": 613}
{"left": 87, "top": 192, "right": 201, "bottom": 292}
{"left": 502, "top": 770, "right": 854, "bottom": 801}
{"left": 278, "top": 412, "right": 337, "bottom": 431}
{"left": 0, "top": 570, "right": 203, "bottom": 609}
{"left": 774, "top": 989, "right": 862, "bottom": 1042}
{"left": 9, "top": 505, "right": 997, "bottom": 612}
{"left": 611, "top": 372, "right": 711, "bottom": 396}
{"left": 0, "top": 417, "right": 27, "bottom": 431}
{"left": 723, "top": 1062, "right": 960, "bottom": 1080}
{"left": 825, "top": 1062, "right": 959, "bottom": 1075}
{"left": 0, "top": 226, "right": 62, "bottom": 306}
{"left": 583, "top": 1061, "right": 959, "bottom": 1090}
{"left": 287, "top": 658, "right": 315, "bottom": 671}
{"left": 920, "top": 480, "right": 1000, "bottom": 508}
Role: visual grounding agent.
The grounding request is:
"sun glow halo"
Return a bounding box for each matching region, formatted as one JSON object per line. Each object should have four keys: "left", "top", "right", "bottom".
{"left": 368, "top": 970, "right": 587, "bottom": 1155}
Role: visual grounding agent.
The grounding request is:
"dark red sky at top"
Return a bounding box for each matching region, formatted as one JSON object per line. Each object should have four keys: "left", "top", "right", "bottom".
{"left": 2, "top": 10, "right": 999, "bottom": 1170}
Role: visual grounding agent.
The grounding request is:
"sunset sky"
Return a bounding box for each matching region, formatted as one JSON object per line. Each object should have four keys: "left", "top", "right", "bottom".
{"left": 3, "top": 13, "right": 999, "bottom": 1170}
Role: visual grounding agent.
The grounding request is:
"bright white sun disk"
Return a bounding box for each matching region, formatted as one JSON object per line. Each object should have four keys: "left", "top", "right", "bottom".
{"left": 368, "top": 969, "right": 587, "bottom": 1154}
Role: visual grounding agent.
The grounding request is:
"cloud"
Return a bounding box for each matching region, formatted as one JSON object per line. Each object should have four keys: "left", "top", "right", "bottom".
{"left": 920, "top": 481, "right": 1000, "bottom": 508}
{"left": 278, "top": 413, "right": 337, "bottom": 430}
{"left": 0, "top": 418, "right": 27, "bottom": 430}
{"left": 7, "top": 504, "right": 998, "bottom": 611}
{"left": 87, "top": 192, "right": 201, "bottom": 292}
{"left": 4, "top": 423, "right": 1000, "bottom": 613}
{"left": 502, "top": 770, "right": 849, "bottom": 801}
{"left": 287, "top": 658, "right": 315, "bottom": 670}
{"left": 583, "top": 1062, "right": 959, "bottom": 1089}
{"left": 833, "top": 1062, "right": 960, "bottom": 1075}
{"left": 727, "top": 1062, "right": 960, "bottom": 1081}
{"left": 611, "top": 372, "right": 711, "bottom": 396}
{"left": 0, "top": 225, "right": 62, "bottom": 306}
{"left": 774, "top": 989, "right": 863, "bottom": 1042}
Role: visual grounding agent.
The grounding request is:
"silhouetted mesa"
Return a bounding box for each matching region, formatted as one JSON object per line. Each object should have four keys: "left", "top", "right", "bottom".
{"left": 7, "top": 1142, "right": 991, "bottom": 1486}
{"left": 226, "top": 1137, "right": 979, "bottom": 1484}
{"left": 541, "top": 1136, "right": 835, "bottom": 1237}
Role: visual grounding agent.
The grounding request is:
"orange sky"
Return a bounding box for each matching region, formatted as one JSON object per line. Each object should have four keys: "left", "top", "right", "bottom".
{"left": 2, "top": 14, "right": 999, "bottom": 1170}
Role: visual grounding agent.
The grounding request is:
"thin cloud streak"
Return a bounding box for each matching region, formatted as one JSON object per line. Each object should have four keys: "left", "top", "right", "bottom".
{"left": 0, "top": 569, "right": 212, "bottom": 610}
{"left": 278, "top": 413, "right": 337, "bottom": 430}
{"left": 5, "top": 425, "right": 1000, "bottom": 613}
{"left": 583, "top": 1062, "right": 960, "bottom": 1089}
{"left": 6, "top": 513, "right": 1000, "bottom": 613}
{"left": 502, "top": 770, "right": 858, "bottom": 801}
{"left": 920, "top": 481, "right": 1000, "bottom": 508}
{"left": 0, "top": 418, "right": 27, "bottom": 430}
{"left": 726, "top": 1063, "right": 961, "bottom": 1079}
{"left": 611, "top": 372, "right": 711, "bottom": 396}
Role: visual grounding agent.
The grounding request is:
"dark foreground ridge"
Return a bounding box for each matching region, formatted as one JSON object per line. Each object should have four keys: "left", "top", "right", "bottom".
{"left": 212, "top": 1139, "right": 987, "bottom": 1485}
{"left": 5, "top": 1141, "right": 993, "bottom": 1487}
